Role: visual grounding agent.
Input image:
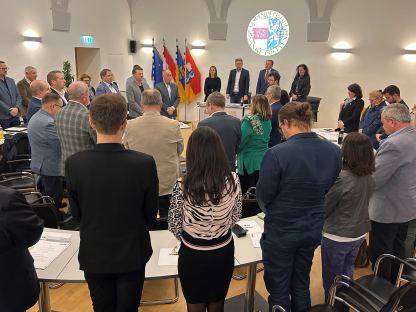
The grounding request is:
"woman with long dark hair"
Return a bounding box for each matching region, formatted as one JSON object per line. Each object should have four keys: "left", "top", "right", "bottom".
{"left": 322, "top": 133, "right": 375, "bottom": 301}
{"left": 289, "top": 64, "right": 311, "bottom": 102}
{"left": 203, "top": 66, "right": 221, "bottom": 101}
{"left": 168, "top": 126, "right": 242, "bottom": 312}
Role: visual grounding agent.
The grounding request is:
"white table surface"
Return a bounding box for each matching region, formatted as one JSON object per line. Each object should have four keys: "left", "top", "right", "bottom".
{"left": 233, "top": 216, "right": 264, "bottom": 266}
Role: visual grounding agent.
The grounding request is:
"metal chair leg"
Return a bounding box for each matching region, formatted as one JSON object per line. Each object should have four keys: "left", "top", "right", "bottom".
{"left": 140, "top": 277, "right": 179, "bottom": 305}
{"left": 233, "top": 263, "right": 264, "bottom": 280}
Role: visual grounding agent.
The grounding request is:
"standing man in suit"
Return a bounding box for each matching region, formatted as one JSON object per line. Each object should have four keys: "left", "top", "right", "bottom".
{"left": 125, "top": 64, "right": 149, "bottom": 89}
{"left": 65, "top": 93, "right": 158, "bottom": 311}
{"left": 0, "top": 185, "right": 44, "bottom": 312}
{"left": 198, "top": 91, "right": 241, "bottom": 169}
{"left": 0, "top": 61, "right": 22, "bottom": 129}
{"left": 55, "top": 82, "right": 96, "bottom": 176}
{"left": 368, "top": 103, "right": 416, "bottom": 283}
{"left": 155, "top": 69, "right": 180, "bottom": 119}
{"left": 124, "top": 89, "right": 183, "bottom": 217}
{"left": 226, "top": 58, "right": 250, "bottom": 104}
{"left": 126, "top": 65, "right": 150, "bottom": 118}
{"left": 95, "top": 68, "right": 120, "bottom": 96}
{"left": 17, "top": 66, "right": 37, "bottom": 121}
{"left": 27, "top": 80, "right": 50, "bottom": 122}
{"left": 266, "top": 85, "right": 283, "bottom": 147}
{"left": 47, "top": 70, "right": 69, "bottom": 105}
{"left": 256, "top": 60, "right": 280, "bottom": 95}
{"left": 28, "top": 93, "right": 64, "bottom": 208}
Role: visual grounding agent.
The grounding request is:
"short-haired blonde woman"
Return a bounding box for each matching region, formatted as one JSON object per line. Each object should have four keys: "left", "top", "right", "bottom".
{"left": 237, "top": 94, "right": 272, "bottom": 193}
{"left": 359, "top": 90, "right": 386, "bottom": 149}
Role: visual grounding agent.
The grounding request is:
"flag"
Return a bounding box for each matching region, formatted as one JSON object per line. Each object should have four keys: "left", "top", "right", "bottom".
{"left": 152, "top": 46, "right": 163, "bottom": 87}
{"left": 175, "top": 45, "right": 186, "bottom": 103}
{"left": 185, "top": 47, "right": 201, "bottom": 103}
{"left": 163, "top": 44, "right": 176, "bottom": 79}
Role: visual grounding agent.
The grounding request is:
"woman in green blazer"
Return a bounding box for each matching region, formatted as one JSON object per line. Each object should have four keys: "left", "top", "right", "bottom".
{"left": 237, "top": 95, "right": 272, "bottom": 193}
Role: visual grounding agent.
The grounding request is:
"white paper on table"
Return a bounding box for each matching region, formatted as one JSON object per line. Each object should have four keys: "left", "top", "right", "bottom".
{"left": 249, "top": 232, "right": 262, "bottom": 248}
{"left": 179, "top": 122, "right": 191, "bottom": 129}
{"left": 158, "top": 248, "right": 179, "bottom": 266}
{"left": 237, "top": 220, "right": 262, "bottom": 234}
{"left": 41, "top": 231, "right": 72, "bottom": 242}
{"left": 4, "top": 127, "right": 27, "bottom": 132}
{"left": 30, "top": 240, "right": 70, "bottom": 270}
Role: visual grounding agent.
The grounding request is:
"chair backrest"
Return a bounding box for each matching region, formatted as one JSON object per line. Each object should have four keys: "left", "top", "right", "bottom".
{"left": 149, "top": 217, "right": 168, "bottom": 231}
{"left": 381, "top": 282, "right": 416, "bottom": 312}
{"left": 241, "top": 187, "right": 262, "bottom": 219}
{"left": 30, "top": 195, "right": 61, "bottom": 229}
{"left": 401, "top": 258, "right": 416, "bottom": 283}
{"left": 0, "top": 172, "right": 37, "bottom": 192}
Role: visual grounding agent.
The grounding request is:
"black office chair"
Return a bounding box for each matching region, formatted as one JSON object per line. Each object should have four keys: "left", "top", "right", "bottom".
{"left": 233, "top": 187, "right": 264, "bottom": 280}
{"left": 0, "top": 171, "right": 37, "bottom": 192}
{"left": 28, "top": 195, "right": 63, "bottom": 229}
{"left": 1, "top": 132, "right": 31, "bottom": 172}
{"left": 399, "top": 258, "right": 416, "bottom": 284}
{"left": 307, "top": 96, "right": 322, "bottom": 122}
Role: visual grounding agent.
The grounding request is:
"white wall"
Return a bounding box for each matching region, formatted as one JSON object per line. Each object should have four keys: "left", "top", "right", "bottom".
{"left": 1, "top": 0, "right": 132, "bottom": 89}
{"left": 132, "top": 0, "right": 416, "bottom": 126}
{"left": 2, "top": 0, "right": 416, "bottom": 126}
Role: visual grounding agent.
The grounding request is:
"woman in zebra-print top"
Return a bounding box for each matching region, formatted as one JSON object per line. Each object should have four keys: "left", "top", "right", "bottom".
{"left": 168, "top": 126, "right": 242, "bottom": 312}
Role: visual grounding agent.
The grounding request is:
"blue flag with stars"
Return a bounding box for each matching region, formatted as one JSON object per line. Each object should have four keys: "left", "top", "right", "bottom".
{"left": 152, "top": 47, "right": 163, "bottom": 86}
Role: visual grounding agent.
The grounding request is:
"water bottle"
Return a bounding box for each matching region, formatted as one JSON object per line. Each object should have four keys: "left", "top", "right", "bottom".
{"left": 338, "top": 129, "right": 344, "bottom": 145}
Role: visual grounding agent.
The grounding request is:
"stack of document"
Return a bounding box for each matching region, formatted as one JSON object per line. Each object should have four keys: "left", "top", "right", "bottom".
{"left": 30, "top": 231, "right": 72, "bottom": 270}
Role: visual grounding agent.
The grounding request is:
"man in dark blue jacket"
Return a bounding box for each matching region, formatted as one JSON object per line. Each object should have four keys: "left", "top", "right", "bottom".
{"left": 266, "top": 85, "right": 283, "bottom": 147}
{"left": 257, "top": 102, "right": 341, "bottom": 312}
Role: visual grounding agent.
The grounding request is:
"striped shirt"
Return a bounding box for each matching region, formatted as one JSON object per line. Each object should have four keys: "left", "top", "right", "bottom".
{"left": 168, "top": 173, "right": 242, "bottom": 250}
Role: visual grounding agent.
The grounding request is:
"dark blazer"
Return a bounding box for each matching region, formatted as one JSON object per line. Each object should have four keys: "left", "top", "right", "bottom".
{"left": 95, "top": 81, "right": 120, "bottom": 96}
{"left": 0, "top": 185, "right": 44, "bottom": 311}
{"left": 27, "top": 96, "right": 42, "bottom": 122}
{"left": 289, "top": 75, "right": 311, "bottom": 102}
{"left": 269, "top": 101, "right": 283, "bottom": 147}
{"left": 339, "top": 97, "right": 364, "bottom": 133}
{"left": 256, "top": 68, "right": 279, "bottom": 95}
{"left": 203, "top": 77, "right": 221, "bottom": 101}
{"left": 155, "top": 81, "right": 181, "bottom": 118}
{"left": 226, "top": 68, "right": 250, "bottom": 98}
{"left": 65, "top": 143, "right": 159, "bottom": 274}
{"left": 198, "top": 111, "right": 242, "bottom": 168}
{"left": 50, "top": 87, "right": 69, "bottom": 105}
{"left": 0, "top": 76, "right": 22, "bottom": 119}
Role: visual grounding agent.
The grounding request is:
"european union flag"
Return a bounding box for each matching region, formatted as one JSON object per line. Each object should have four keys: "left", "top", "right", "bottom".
{"left": 152, "top": 47, "right": 163, "bottom": 86}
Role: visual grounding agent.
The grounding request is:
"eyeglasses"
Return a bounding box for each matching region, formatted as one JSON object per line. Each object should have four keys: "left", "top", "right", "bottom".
{"left": 0, "top": 67, "right": 8, "bottom": 70}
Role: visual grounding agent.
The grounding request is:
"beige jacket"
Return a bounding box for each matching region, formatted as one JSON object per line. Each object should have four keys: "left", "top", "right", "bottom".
{"left": 124, "top": 111, "right": 184, "bottom": 196}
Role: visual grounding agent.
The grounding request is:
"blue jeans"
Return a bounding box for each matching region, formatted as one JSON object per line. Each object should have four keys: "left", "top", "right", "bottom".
{"left": 261, "top": 230, "right": 321, "bottom": 312}
{"left": 230, "top": 93, "right": 242, "bottom": 104}
{"left": 0, "top": 116, "right": 20, "bottom": 129}
{"left": 321, "top": 236, "right": 364, "bottom": 301}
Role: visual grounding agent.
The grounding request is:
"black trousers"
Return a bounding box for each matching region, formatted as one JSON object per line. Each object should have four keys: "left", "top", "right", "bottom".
{"left": 84, "top": 268, "right": 145, "bottom": 312}
{"left": 238, "top": 167, "right": 259, "bottom": 195}
{"left": 369, "top": 221, "right": 409, "bottom": 283}
{"left": 39, "top": 175, "right": 64, "bottom": 208}
{"left": 158, "top": 194, "right": 172, "bottom": 218}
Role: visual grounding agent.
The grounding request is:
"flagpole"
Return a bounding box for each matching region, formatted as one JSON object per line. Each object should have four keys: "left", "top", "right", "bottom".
{"left": 184, "top": 38, "right": 187, "bottom": 122}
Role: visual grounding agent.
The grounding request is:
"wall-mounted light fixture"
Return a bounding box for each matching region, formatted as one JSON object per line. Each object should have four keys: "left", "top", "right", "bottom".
{"left": 140, "top": 43, "right": 153, "bottom": 48}
{"left": 191, "top": 44, "right": 206, "bottom": 50}
{"left": 331, "top": 48, "right": 352, "bottom": 54}
{"left": 403, "top": 44, "right": 416, "bottom": 62}
{"left": 331, "top": 42, "right": 352, "bottom": 60}
{"left": 23, "top": 30, "right": 42, "bottom": 50}
{"left": 403, "top": 49, "right": 416, "bottom": 54}
{"left": 23, "top": 36, "right": 42, "bottom": 43}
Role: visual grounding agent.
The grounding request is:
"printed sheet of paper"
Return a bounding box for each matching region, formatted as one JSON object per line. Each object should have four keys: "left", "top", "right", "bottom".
{"left": 30, "top": 240, "right": 70, "bottom": 270}
{"left": 158, "top": 248, "right": 179, "bottom": 266}
{"left": 41, "top": 231, "right": 72, "bottom": 242}
{"left": 249, "top": 232, "right": 262, "bottom": 248}
{"left": 237, "top": 220, "right": 262, "bottom": 234}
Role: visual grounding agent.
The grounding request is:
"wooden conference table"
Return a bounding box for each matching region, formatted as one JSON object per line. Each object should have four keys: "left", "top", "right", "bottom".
{"left": 35, "top": 216, "right": 268, "bottom": 312}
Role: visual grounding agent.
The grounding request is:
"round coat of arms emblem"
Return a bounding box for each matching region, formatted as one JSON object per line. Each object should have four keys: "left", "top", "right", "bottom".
{"left": 247, "top": 10, "right": 290, "bottom": 56}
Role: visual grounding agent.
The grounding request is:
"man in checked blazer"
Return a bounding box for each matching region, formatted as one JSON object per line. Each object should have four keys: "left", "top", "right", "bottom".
{"left": 55, "top": 82, "right": 96, "bottom": 176}
{"left": 155, "top": 69, "right": 180, "bottom": 119}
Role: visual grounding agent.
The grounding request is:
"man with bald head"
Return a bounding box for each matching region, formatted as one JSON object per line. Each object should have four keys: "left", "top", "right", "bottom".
{"left": 17, "top": 66, "right": 37, "bottom": 121}
{"left": 155, "top": 69, "right": 180, "bottom": 119}
{"left": 55, "top": 81, "right": 96, "bottom": 176}
{"left": 27, "top": 80, "right": 50, "bottom": 122}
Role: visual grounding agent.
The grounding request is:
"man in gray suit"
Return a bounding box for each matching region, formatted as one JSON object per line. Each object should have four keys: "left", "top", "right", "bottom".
{"left": 369, "top": 103, "right": 416, "bottom": 282}
{"left": 27, "top": 93, "right": 64, "bottom": 208}
{"left": 126, "top": 65, "right": 150, "bottom": 118}
{"left": 155, "top": 69, "right": 180, "bottom": 119}
{"left": 0, "top": 61, "right": 22, "bottom": 129}
{"left": 198, "top": 91, "right": 241, "bottom": 169}
{"left": 55, "top": 82, "right": 96, "bottom": 176}
{"left": 16, "top": 66, "right": 37, "bottom": 121}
